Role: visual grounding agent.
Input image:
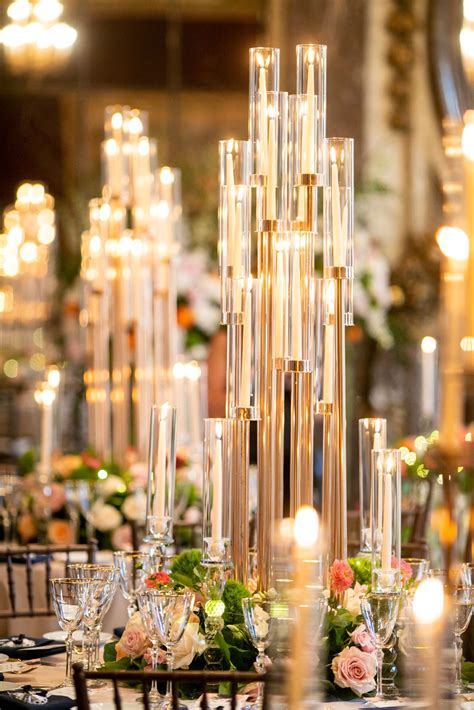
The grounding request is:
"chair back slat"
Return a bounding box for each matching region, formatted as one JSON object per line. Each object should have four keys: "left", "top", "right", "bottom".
{"left": 0, "top": 541, "right": 99, "bottom": 618}
{"left": 231, "top": 679, "right": 237, "bottom": 710}
{"left": 171, "top": 680, "right": 180, "bottom": 710}
{"left": 142, "top": 683, "right": 150, "bottom": 710}
{"left": 112, "top": 678, "right": 121, "bottom": 710}
{"left": 6, "top": 548, "right": 16, "bottom": 615}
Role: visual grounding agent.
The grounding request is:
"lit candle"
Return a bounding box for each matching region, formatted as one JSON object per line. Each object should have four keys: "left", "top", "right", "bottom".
{"left": 376, "top": 458, "right": 384, "bottom": 542}
{"left": 211, "top": 421, "right": 223, "bottom": 541}
{"left": 226, "top": 148, "right": 235, "bottom": 268}
{"left": 239, "top": 286, "right": 252, "bottom": 407}
{"left": 302, "top": 49, "right": 315, "bottom": 173}
{"left": 381, "top": 472, "right": 392, "bottom": 572}
{"left": 38, "top": 386, "right": 55, "bottom": 477}
{"left": 186, "top": 361, "right": 202, "bottom": 449}
{"left": 274, "top": 243, "right": 285, "bottom": 358}
{"left": 420, "top": 336, "right": 437, "bottom": 421}
{"left": 330, "top": 151, "right": 345, "bottom": 266}
{"left": 153, "top": 403, "right": 168, "bottom": 518}
{"left": 291, "top": 245, "right": 303, "bottom": 360}
{"left": 233, "top": 200, "right": 243, "bottom": 311}
{"left": 267, "top": 115, "right": 277, "bottom": 219}
{"left": 258, "top": 62, "right": 268, "bottom": 175}
{"left": 323, "top": 283, "right": 334, "bottom": 402}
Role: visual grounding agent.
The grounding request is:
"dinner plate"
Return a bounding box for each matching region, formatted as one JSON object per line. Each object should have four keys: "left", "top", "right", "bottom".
{"left": 43, "top": 630, "right": 113, "bottom": 644}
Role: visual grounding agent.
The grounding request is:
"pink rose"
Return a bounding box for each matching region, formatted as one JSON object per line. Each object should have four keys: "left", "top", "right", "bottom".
{"left": 329, "top": 559, "right": 354, "bottom": 594}
{"left": 111, "top": 524, "right": 133, "bottom": 551}
{"left": 350, "top": 624, "right": 375, "bottom": 653}
{"left": 35, "top": 483, "right": 66, "bottom": 513}
{"left": 331, "top": 645, "right": 377, "bottom": 696}
{"left": 116, "top": 623, "right": 149, "bottom": 659}
{"left": 144, "top": 647, "right": 167, "bottom": 667}
{"left": 391, "top": 556, "right": 412, "bottom": 584}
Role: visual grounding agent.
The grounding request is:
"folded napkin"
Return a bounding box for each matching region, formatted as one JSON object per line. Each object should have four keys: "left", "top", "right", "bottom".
{"left": 0, "top": 690, "right": 74, "bottom": 709}
{"left": 0, "top": 638, "right": 66, "bottom": 660}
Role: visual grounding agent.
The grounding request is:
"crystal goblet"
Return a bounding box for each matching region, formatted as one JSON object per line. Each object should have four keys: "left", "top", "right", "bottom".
{"left": 49, "top": 578, "right": 92, "bottom": 686}
{"left": 137, "top": 589, "right": 195, "bottom": 709}
{"left": 361, "top": 591, "right": 400, "bottom": 702}
{"left": 453, "top": 585, "right": 474, "bottom": 694}
{"left": 114, "top": 551, "right": 155, "bottom": 618}
{"left": 242, "top": 598, "right": 274, "bottom": 708}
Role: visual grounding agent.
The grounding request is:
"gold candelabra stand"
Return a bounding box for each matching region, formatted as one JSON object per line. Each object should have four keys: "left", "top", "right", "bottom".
{"left": 81, "top": 106, "right": 181, "bottom": 466}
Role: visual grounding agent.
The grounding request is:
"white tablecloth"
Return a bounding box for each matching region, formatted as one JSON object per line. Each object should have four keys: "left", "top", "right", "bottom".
{"left": 0, "top": 550, "right": 128, "bottom": 637}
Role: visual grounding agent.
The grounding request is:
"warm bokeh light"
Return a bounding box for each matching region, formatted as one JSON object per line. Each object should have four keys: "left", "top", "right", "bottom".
{"left": 436, "top": 225, "right": 470, "bottom": 261}
{"left": 412, "top": 578, "right": 444, "bottom": 624}
{"left": 462, "top": 112, "right": 474, "bottom": 161}
{"left": 294, "top": 506, "right": 319, "bottom": 548}
{"left": 421, "top": 336, "right": 437, "bottom": 354}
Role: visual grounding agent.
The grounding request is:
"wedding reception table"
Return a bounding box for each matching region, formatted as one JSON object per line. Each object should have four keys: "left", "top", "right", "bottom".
{"left": 0, "top": 551, "right": 128, "bottom": 637}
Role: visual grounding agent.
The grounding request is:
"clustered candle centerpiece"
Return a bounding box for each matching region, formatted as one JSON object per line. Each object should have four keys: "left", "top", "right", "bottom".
{"left": 215, "top": 44, "right": 355, "bottom": 588}
{"left": 81, "top": 107, "right": 182, "bottom": 465}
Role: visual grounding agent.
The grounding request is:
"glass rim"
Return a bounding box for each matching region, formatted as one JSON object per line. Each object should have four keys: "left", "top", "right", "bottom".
{"left": 49, "top": 577, "right": 105, "bottom": 584}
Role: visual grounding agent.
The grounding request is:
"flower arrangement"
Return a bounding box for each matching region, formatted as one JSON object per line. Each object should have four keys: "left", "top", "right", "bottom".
{"left": 15, "top": 449, "right": 200, "bottom": 549}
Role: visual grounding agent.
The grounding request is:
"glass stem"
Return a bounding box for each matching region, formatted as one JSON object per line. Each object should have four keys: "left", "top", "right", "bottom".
{"left": 376, "top": 646, "right": 384, "bottom": 698}
{"left": 65, "top": 631, "right": 73, "bottom": 683}
{"left": 165, "top": 648, "right": 173, "bottom": 701}
{"left": 455, "top": 634, "right": 463, "bottom": 688}
{"left": 255, "top": 646, "right": 265, "bottom": 708}
{"left": 149, "top": 641, "right": 160, "bottom": 703}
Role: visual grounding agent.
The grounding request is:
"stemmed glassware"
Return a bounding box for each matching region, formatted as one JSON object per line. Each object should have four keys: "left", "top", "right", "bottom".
{"left": 361, "top": 592, "right": 400, "bottom": 703}
{"left": 114, "top": 551, "right": 155, "bottom": 618}
{"left": 49, "top": 578, "right": 94, "bottom": 686}
{"left": 402, "top": 558, "right": 429, "bottom": 587}
{"left": 453, "top": 585, "right": 474, "bottom": 694}
{"left": 68, "top": 564, "right": 117, "bottom": 672}
{"left": 242, "top": 598, "right": 274, "bottom": 709}
{"left": 0, "top": 472, "right": 21, "bottom": 543}
{"left": 137, "top": 589, "right": 195, "bottom": 709}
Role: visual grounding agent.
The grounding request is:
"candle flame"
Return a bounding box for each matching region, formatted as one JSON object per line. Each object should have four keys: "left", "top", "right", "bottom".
{"left": 307, "top": 46, "right": 315, "bottom": 64}
{"left": 413, "top": 578, "right": 444, "bottom": 624}
{"left": 329, "top": 146, "right": 337, "bottom": 164}
{"left": 436, "top": 225, "right": 469, "bottom": 261}
{"left": 173, "top": 361, "right": 186, "bottom": 379}
{"left": 47, "top": 367, "right": 61, "bottom": 389}
{"left": 421, "top": 335, "right": 437, "bottom": 354}
{"left": 185, "top": 360, "right": 201, "bottom": 381}
{"left": 256, "top": 51, "right": 265, "bottom": 68}
{"left": 160, "top": 402, "right": 169, "bottom": 421}
{"left": 160, "top": 166, "right": 174, "bottom": 185}
{"left": 111, "top": 112, "right": 123, "bottom": 130}
{"left": 215, "top": 420, "right": 223, "bottom": 439}
{"left": 294, "top": 506, "right": 319, "bottom": 548}
{"left": 226, "top": 138, "right": 234, "bottom": 153}
{"left": 128, "top": 115, "right": 143, "bottom": 135}
{"left": 105, "top": 138, "right": 119, "bottom": 157}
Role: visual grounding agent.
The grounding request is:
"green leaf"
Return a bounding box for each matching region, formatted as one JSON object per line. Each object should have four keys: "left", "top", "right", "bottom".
{"left": 103, "top": 641, "right": 118, "bottom": 663}
{"left": 214, "top": 630, "right": 234, "bottom": 670}
{"left": 462, "top": 659, "right": 474, "bottom": 683}
{"left": 101, "top": 656, "right": 132, "bottom": 671}
{"left": 170, "top": 550, "right": 205, "bottom": 591}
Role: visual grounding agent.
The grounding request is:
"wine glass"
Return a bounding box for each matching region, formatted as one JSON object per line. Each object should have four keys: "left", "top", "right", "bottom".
{"left": 402, "top": 558, "right": 429, "bottom": 586}
{"left": 114, "top": 551, "right": 154, "bottom": 617}
{"left": 49, "top": 578, "right": 93, "bottom": 686}
{"left": 242, "top": 598, "right": 274, "bottom": 709}
{"left": 68, "top": 564, "right": 117, "bottom": 671}
{"left": 361, "top": 592, "right": 400, "bottom": 702}
{"left": 137, "top": 589, "right": 195, "bottom": 709}
{"left": 453, "top": 585, "right": 474, "bottom": 694}
{"left": 64, "top": 481, "right": 82, "bottom": 543}
{"left": 460, "top": 562, "right": 474, "bottom": 587}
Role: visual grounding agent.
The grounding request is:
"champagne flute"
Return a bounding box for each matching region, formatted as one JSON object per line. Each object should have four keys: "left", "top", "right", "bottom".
{"left": 49, "top": 578, "right": 92, "bottom": 686}
{"left": 242, "top": 598, "right": 274, "bottom": 709}
{"left": 361, "top": 592, "right": 400, "bottom": 702}
{"left": 137, "top": 589, "right": 195, "bottom": 709}
{"left": 114, "top": 551, "right": 153, "bottom": 617}
{"left": 453, "top": 585, "right": 473, "bottom": 694}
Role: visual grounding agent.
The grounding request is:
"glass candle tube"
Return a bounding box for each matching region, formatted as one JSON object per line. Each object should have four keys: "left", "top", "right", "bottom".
{"left": 251, "top": 91, "right": 288, "bottom": 225}
{"left": 288, "top": 95, "right": 320, "bottom": 230}
{"left": 219, "top": 185, "right": 251, "bottom": 322}
{"left": 371, "top": 449, "right": 401, "bottom": 592}
{"left": 284, "top": 231, "right": 315, "bottom": 368}
{"left": 228, "top": 277, "right": 260, "bottom": 420}
{"left": 202, "top": 418, "right": 232, "bottom": 564}
{"left": 249, "top": 47, "right": 280, "bottom": 142}
{"left": 144, "top": 403, "right": 177, "bottom": 545}
{"left": 296, "top": 44, "right": 327, "bottom": 146}
{"left": 358, "top": 418, "right": 387, "bottom": 554}
{"left": 150, "top": 167, "right": 182, "bottom": 259}
{"left": 272, "top": 231, "right": 290, "bottom": 365}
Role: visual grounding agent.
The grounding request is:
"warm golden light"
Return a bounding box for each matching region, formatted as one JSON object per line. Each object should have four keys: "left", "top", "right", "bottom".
{"left": 294, "top": 506, "right": 319, "bottom": 548}
{"left": 436, "top": 225, "right": 470, "bottom": 261}
{"left": 412, "top": 578, "right": 444, "bottom": 624}
{"left": 421, "top": 336, "right": 437, "bottom": 354}
{"left": 462, "top": 113, "right": 474, "bottom": 161}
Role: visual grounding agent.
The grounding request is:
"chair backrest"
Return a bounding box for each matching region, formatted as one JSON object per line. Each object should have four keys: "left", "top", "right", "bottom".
{"left": 0, "top": 540, "right": 97, "bottom": 618}
{"left": 73, "top": 663, "right": 268, "bottom": 710}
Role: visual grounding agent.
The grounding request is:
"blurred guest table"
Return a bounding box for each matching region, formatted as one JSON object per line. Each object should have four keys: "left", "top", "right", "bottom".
{"left": 0, "top": 550, "right": 127, "bottom": 637}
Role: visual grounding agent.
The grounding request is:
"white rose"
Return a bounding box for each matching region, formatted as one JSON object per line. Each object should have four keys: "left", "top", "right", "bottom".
{"left": 122, "top": 490, "right": 147, "bottom": 523}
{"left": 253, "top": 604, "right": 270, "bottom": 639}
{"left": 173, "top": 622, "right": 204, "bottom": 669}
{"left": 345, "top": 583, "right": 367, "bottom": 617}
{"left": 90, "top": 502, "right": 122, "bottom": 532}
{"left": 98, "top": 474, "right": 126, "bottom": 499}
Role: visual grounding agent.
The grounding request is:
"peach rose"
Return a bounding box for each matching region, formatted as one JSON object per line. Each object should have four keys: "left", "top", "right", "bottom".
{"left": 331, "top": 646, "right": 376, "bottom": 696}
{"left": 350, "top": 624, "right": 375, "bottom": 653}
{"left": 18, "top": 513, "right": 37, "bottom": 543}
{"left": 48, "top": 519, "right": 74, "bottom": 545}
{"left": 116, "top": 618, "right": 149, "bottom": 659}
{"left": 329, "top": 559, "right": 354, "bottom": 594}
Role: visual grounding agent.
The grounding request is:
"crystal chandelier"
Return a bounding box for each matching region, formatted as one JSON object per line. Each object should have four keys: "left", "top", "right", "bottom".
{"left": 0, "top": 0, "right": 77, "bottom": 75}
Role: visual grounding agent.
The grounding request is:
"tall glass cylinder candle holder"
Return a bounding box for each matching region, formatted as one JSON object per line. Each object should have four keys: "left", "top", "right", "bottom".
{"left": 101, "top": 139, "right": 127, "bottom": 200}
{"left": 219, "top": 185, "right": 251, "bottom": 321}
{"left": 228, "top": 278, "right": 260, "bottom": 420}
{"left": 252, "top": 91, "right": 288, "bottom": 225}
{"left": 296, "top": 44, "right": 327, "bottom": 146}
{"left": 144, "top": 403, "right": 177, "bottom": 548}
{"left": 150, "top": 167, "right": 181, "bottom": 259}
{"left": 288, "top": 95, "right": 319, "bottom": 231}
{"left": 358, "top": 418, "right": 387, "bottom": 555}
{"left": 314, "top": 278, "right": 335, "bottom": 410}
{"left": 284, "top": 231, "right": 315, "bottom": 369}
{"left": 202, "top": 418, "right": 232, "bottom": 564}
{"left": 371, "top": 449, "right": 401, "bottom": 591}
{"left": 272, "top": 232, "right": 289, "bottom": 366}
{"left": 130, "top": 137, "right": 157, "bottom": 217}
{"left": 249, "top": 47, "right": 280, "bottom": 140}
